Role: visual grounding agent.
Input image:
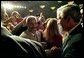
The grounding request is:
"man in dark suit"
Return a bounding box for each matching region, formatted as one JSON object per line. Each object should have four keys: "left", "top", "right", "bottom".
{"left": 1, "top": 23, "right": 46, "bottom": 57}
{"left": 56, "top": 4, "right": 83, "bottom": 57}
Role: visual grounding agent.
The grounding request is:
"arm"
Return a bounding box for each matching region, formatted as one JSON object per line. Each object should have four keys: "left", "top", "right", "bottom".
{"left": 3, "top": 17, "right": 12, "bottom": 24}
{"left": 11, "top": 19, "right": 27, "bottom": 36}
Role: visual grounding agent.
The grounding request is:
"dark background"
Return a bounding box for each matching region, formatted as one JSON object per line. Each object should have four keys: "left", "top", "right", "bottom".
{"left": 1, "top": 1, "right": 83, "bottom": 19}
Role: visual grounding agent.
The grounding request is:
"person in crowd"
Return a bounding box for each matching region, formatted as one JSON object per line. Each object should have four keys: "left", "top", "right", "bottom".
{"left": 3, "top": 11, "right": 23, "bottom": 31}
{"left": 37, "top": 12, "right": 45, "bottom": 31}
{"left": 4, "top": 12, "right": 9, "bottom": 21}
{"left": 43, "top": 18, "right": 62, "bottom": 48}
{"left": 20, "top": 16, "right": 40, "bottom": 41}
{"left": 1, "top": 10, "right": 9, "bottom": 22}
{"left": 35, "top": 12, "right": 46, "bottom": 42}
{"left": 11, "top": 17, "right": 27, "bottom": 36}
{"left": 11, "top": 15, "right": 44, "bottom": 42}
{"left": 2, "top": 12, "right": 12, "bottom": 31}
{"left": 80, "top": 8, "right": 83, "bottom": 18}
{"left": 80, "top": 4, "right": 83, "bottom": 27}
{"left": 1, "top": 12, "right": 46, "bottom": 57}
{"left": 80, "top": 8, "right": 83, "bottom": 27}
{"left": 56, "top": 4, "right": 83, "bottom": 57}
{"left": 1, "top": 23, "right": 46, "bottom": 57}
{"left": 80, "top": 4, "right": 83, "bottom": 18}
{"left": 42, "top": 18, "right": 62, "bottom": 57}
{"left": 36, "top": 13, "right": 40, "bottom": 21}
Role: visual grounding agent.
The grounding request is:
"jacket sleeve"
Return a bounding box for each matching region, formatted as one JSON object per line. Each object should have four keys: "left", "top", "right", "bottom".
{"left": 11, "top": 24, "right": 27, "bottom": 36}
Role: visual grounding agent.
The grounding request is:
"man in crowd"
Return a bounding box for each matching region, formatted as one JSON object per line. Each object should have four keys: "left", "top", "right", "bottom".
{"left": 56, "top": 4, "right": 83, "bottom": 57}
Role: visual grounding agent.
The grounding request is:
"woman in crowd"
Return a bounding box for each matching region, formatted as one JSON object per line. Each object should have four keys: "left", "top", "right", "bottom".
{"left": 43, "top": 18, "right": 62, "bottom": 48}
{"left": 40, "top": 18, "right": 62, "bottom": 57}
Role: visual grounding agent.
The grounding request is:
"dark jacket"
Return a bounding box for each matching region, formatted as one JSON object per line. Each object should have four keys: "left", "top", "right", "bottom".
{"left": 61, "top": 25, "right": 83, "bottom": 57}
{"left": 11, "top": 23, "right": 27, "bottom": 36}
{"left": 1, "top": 26, "right": 46, "bottom": 57}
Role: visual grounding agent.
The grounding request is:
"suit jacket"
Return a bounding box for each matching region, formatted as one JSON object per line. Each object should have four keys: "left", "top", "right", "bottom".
{"left": 61, "top": 25, "right": 83, "bottom": 57}
{"left": 1, "top": 26, "right": 46, "bottom": 57}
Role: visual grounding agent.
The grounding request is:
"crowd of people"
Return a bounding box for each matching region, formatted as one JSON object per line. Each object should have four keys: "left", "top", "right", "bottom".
{"left": 1, "top": 3, "right": 83, "bottom": 57}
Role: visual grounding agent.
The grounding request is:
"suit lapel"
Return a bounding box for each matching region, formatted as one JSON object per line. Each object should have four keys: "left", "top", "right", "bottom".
{"left": 62, "top": 35, "right": 71, "bottom": 49}
{"left": 62, "top": 34, "right": 82, "bottom": 56}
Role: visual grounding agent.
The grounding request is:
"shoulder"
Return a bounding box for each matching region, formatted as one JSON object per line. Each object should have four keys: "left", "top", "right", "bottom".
{"left": 20, "top": 32, "right": 28, "bottom": 37}
{"left": 70, "top": 33, "right": 82, "bottom": 43}
{"left": 62, "top": 34, "right": 83, "bottom": 57}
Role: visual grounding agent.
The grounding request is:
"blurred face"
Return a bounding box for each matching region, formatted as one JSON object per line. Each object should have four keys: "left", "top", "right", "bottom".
{"left": 57, "top": 15, "right": 77, "bottom": 32}
{"left": 60, "top": 18, "right": 68, "bottom": 31}
{"left": 57, "top": 10, "right": 66, "bottom": 30}
{"left": 80, "top": 9, "right": 83, "bottom": 18}
{"left": 27, "top": 19, "right": 37, "bottom": 31}
{"left": 38, "top": 21, "right": 44, "bottom": 30}
{"left": 4, "top": 14, "right": 9, "bottom": 20}
{"left": 32, "top": 19, "right": 37, "bottom": 28}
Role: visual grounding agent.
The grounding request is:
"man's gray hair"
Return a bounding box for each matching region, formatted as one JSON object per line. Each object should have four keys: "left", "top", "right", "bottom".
{"left": 57, "top": 4, "right": 82, "bottom": 22}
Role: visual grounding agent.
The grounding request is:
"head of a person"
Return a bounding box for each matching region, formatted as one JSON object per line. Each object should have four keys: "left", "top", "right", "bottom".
{"left": 26, "top": 16, "right": 37, "bottom": 30}
{"left": 4, "top": 13, "right": 9, "bottom": 20}
{"left": 80, "top": 9, "right": 83, "bottom": 18}
{"left": 37, "top": 16, "right": 45, "bottom": 30}
{"left": 43, "top": 18, "right": 60, "bottom": 40}
{"left": 36, "top": 13, "right": 40, "bottom": 21}
{"left": 80, "top": 4, "right": 83, "bottom": 18}
{"left": 11, "top": 11, "right": 20, "bottom": 18}
{"left": 57, "top": 4, "right": 82, "bottom": 32}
